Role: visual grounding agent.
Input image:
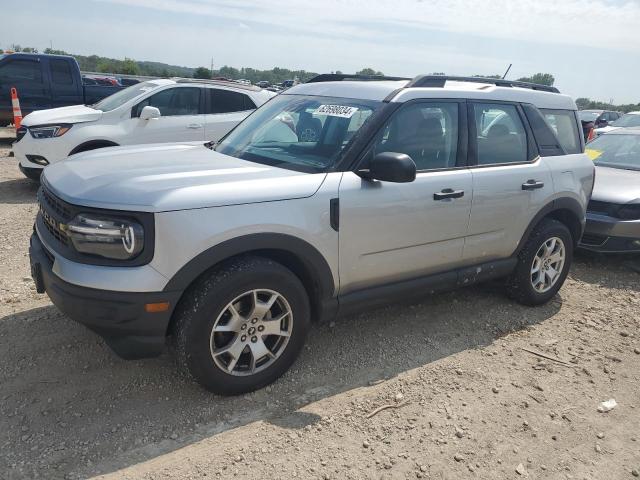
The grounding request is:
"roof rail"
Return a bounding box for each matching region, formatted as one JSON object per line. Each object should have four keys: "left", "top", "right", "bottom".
{"left": 406, "top": 75, "right": 560, "bottom": 93}
{"left": 306, "top": 73, "right": 411, "bottom": 83}
{"left": 172, "top": 77, "right": 261, "bottom": 91}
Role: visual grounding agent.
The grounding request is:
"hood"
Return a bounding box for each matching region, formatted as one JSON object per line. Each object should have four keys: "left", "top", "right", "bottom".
{"left": 42, "top": 143, "right": 326, "bottom": 212}
{"left": 594, "top": 126, "right": 620, "bottom": 135}
{"left": 592, "top": 166, "right": 640, "bottom": 204}
{"left": 23, "top": 105, "right": 102, "bottom": 126}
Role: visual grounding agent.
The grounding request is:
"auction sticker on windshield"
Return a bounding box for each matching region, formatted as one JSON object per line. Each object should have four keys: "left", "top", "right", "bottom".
{"left": 314, "top": 105, "right": 358, "bottom": 118}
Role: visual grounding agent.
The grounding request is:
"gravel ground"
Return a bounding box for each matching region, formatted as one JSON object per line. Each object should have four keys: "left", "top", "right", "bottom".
{"left": 1, "top": 142, "right": 639, "bottom": 480}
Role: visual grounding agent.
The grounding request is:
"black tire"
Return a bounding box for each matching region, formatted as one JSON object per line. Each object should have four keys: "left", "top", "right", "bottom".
{"left": 506, "top": 218, "right": 573, "bottom": 306}
{"left": 172, "top": 256, "right": 311, "bottom": 395}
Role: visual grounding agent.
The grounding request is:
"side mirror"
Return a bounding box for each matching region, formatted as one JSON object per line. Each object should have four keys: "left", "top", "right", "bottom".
{"left": 140, "top": 106, "right": 161, "bottom": 120}
{"left": 359, "top": 152, "right": 416, "bottom": 183}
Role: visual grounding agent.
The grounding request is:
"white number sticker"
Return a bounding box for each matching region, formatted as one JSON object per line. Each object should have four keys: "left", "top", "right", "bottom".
{"left": 314, "top": 104, "right": 358, "bottom": 118}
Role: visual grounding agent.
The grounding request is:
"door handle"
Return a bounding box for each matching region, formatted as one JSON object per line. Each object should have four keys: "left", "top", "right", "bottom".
{"left": 187, "top": 123, "right": 203, "bottom": 129}
{"left": 522, "top": 179, "right": 544, "bottom": 190}
{"left": 434, "top": 188, "right": 464, "bottom": 200}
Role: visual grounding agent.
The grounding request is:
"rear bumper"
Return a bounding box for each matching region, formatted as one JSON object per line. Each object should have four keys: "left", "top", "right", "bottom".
{"left": 29, "top": 232, "right": 182, "bottom": 359}
{"left": 579, "top": 212, "right": 640, "bottom": 253}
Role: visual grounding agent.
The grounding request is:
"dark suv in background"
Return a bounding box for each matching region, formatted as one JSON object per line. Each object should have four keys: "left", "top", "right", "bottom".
{"left": 579, "top": 109, "right": 621, "bottom": 141}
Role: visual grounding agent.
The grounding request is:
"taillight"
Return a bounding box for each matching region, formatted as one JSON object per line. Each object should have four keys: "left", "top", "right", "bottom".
{"left": 587, "top": 127, "right": 596, "bottom": 142}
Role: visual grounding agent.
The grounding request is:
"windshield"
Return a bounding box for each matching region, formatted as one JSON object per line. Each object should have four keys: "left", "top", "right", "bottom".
{"left": 215, "top": 94, "right": 382, "bottom": 173}
{"left": 586, "top": 134, "right": 640, "bottom": 171}
{"left": 579, "top": 111, "right": 599, "bottom": 122}
{"left": 611, "top": 114, "right": 640, "bottom": 128}
{"left": 92, "top": 81, "right": 162, "bottom": 112}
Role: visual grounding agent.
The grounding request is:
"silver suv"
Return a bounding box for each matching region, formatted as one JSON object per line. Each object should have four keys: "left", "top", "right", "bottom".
{"left": 29, "top": 74, "right": 595, "bottom": 395}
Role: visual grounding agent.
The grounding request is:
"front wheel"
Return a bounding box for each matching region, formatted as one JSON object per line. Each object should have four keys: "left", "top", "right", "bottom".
{"left": 506, "top": 219, "right": 573, "bottom": 306}
{"left": 172, "top": 256, "right": 310, "bottom": 395}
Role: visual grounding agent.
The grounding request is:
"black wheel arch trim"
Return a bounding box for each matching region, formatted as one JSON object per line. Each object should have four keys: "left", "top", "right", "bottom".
{"left": 68, "top": 140, "right": 120, "bottom": 156}
{"left": 515, "top": 197, "right": 585, "bottom": 253}
{"left": 163, "top": 233, "right": 337, "bottom": 317}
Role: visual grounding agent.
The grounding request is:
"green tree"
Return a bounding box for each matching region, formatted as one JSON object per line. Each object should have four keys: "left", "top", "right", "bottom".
{"left": 96, "top": 60, "right": 116, "bottom": 73}
{"left": 44, "top": 48, "right": 69, "bottom": 55}
{"left": 575, "top": 98, "right": 591, "bottom": 110}
{"left": 193, "top": 67, "right": 212, "bottom": 79}
{"left": 119, "top": 58, "right": 139, "bottom": 75}
{"left": 516, "top": 73, "right": 555, "bottom": 86}
{"left": 356, "top": 68, "right": 384, "bottom": 76}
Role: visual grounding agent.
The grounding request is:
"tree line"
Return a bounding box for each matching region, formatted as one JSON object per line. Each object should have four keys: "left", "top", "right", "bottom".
{"left": 3, "top": 45, "right": 638, "bottom": 111}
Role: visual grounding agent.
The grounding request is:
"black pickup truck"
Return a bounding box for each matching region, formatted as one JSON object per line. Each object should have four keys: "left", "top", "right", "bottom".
{"left": 0, "top": 53, "right": 125, "bottom": 126}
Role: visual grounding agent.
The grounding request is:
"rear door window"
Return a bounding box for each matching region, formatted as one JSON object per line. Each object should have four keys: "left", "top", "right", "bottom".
{"left": 473, "top": 103, "right": 528, "bottom": 165}
{"left": 540, "top": 109, "right": 581, "bottom": 154}
{"left": 207, "top": 89, "right": 256, "bottom": 114}
{"left": 50, "top": 59, "right": 73, "bottom": 85}
{"left": 0, "top": 59, "right": 43, "bottom": 83}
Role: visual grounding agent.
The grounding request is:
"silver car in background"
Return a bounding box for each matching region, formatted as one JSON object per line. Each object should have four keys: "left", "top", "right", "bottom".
{"left": 580, "top": 128, "right": 640, "bottom": 252}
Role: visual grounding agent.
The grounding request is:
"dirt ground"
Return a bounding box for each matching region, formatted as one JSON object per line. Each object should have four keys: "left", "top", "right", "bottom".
{"left": 1, "top": 142, "right": 639, "bottom": 480}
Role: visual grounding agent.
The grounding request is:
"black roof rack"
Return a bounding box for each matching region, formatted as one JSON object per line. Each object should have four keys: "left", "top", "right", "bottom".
{"left": 173, "top": 78, "right": 261, "bottom": 92}
{"left": 405, "top": 75, "right": 560, "bottom": 93}
{"left": 306, "top": 73, "right": 411, "bottom": 83}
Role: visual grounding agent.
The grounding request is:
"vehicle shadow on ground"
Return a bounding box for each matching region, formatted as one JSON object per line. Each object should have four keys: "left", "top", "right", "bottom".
{"left": 0, "top": 177, "right": 39, "bottom": 205}
{"left": 0, "top": 285, "right": 562, "bottom": 479}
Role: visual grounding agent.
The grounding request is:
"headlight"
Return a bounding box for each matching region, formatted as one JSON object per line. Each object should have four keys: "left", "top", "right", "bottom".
{"left": 66, "top": 214, "right": 144, "bottom": 260}
{"left": 617, "top": 204, "right": 640, "bottom": 220}
{"left": 29, "top": 124, "right": 72, "bottom": 139}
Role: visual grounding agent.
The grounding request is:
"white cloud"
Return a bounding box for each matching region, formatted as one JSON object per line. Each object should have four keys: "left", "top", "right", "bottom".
{"left": 96, "top": 0, "right": 640, "bottom": 51}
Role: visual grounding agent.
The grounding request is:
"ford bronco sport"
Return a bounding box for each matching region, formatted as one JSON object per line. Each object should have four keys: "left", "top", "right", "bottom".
{"left": 29, "top": 74, "right": 595, "bottom": 395}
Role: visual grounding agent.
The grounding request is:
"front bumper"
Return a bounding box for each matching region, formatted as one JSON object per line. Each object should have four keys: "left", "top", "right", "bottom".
{"left": 29, "top": 232, "right": 183, "bottom": 359}
{"left": 579, "top": 212, "right": 640, "bottom": 253}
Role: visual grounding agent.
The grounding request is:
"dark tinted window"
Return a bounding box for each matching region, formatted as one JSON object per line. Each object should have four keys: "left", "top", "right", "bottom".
{"left": 0, "top": 59, "right": 42, "bottom": 83}
{"left": 134, "top": 87, "right": 200, "bottom": 117}
{"left": 207, "top": 89, "right": 255, "bottom": 114}
{"left": 474, "top": 103, "right": 528, "bottom": 165}
{"left": 50, "top": 59, "right": 73, "bottom": 85}
{"left": 579, "top": 111, "right": 598, "bottom": 122}
{"left": 374, "top": 102, "right": 459, "bottom": 170}
{"left": 540, "top": 109, "right": 581, "bottom": 154}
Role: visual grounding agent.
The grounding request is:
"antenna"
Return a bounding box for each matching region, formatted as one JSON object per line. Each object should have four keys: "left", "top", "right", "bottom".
{"left": 502, "top": 63, "right": 513, "bottom": 79}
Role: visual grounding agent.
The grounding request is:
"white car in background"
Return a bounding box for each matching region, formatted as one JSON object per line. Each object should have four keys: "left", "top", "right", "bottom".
{"left": 13, "top": 78, "right": 274, "bottom": 180}
{"left": 595, "top": 111, "right": 640, "bottom": 136}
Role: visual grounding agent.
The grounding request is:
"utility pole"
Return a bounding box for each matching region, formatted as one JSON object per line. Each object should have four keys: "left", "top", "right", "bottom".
{"left": 210, "top": 57, "right": 214, "bottom": 79}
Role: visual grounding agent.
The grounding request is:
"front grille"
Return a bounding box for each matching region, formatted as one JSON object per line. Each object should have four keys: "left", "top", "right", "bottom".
{"left": 15, "top": 126, "right": 27, "bottom": 142}
{"left": 580, "top": 233, "right": 608, "bottom": 247}
{"left": 37, "top": 186, "right": 73, "bottom": 247}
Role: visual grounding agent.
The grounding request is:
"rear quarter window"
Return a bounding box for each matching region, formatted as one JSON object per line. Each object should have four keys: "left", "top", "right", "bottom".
{"left": 540, "top": 109, "right": 582, "bottom": 154}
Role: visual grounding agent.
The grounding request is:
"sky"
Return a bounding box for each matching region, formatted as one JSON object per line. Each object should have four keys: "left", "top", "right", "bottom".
{"left": 3, "top": 0, "right": 640, "bottom": 103}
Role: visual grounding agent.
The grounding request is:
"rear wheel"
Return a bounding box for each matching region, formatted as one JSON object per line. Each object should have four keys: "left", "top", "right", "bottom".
{"left": 506, "top": 219, "right": 573, "bottom": 306}
{"left": 172, "top": 256, "right": 310, "bottom": 395}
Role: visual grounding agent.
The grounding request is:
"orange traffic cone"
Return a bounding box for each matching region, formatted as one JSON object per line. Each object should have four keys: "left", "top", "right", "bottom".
{"left": 11, "top": 87, "right": 23, "bottom": 129}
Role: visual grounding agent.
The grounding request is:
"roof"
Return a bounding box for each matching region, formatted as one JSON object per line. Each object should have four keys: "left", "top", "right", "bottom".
{"left": 287, "top": 77, "right": 576, "bottom": 110}
{"left": 286, "top": 80, "right": 408, "bottom": 101}
{"left": 173, "top": 77, "right": 262, "bottom": 92}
